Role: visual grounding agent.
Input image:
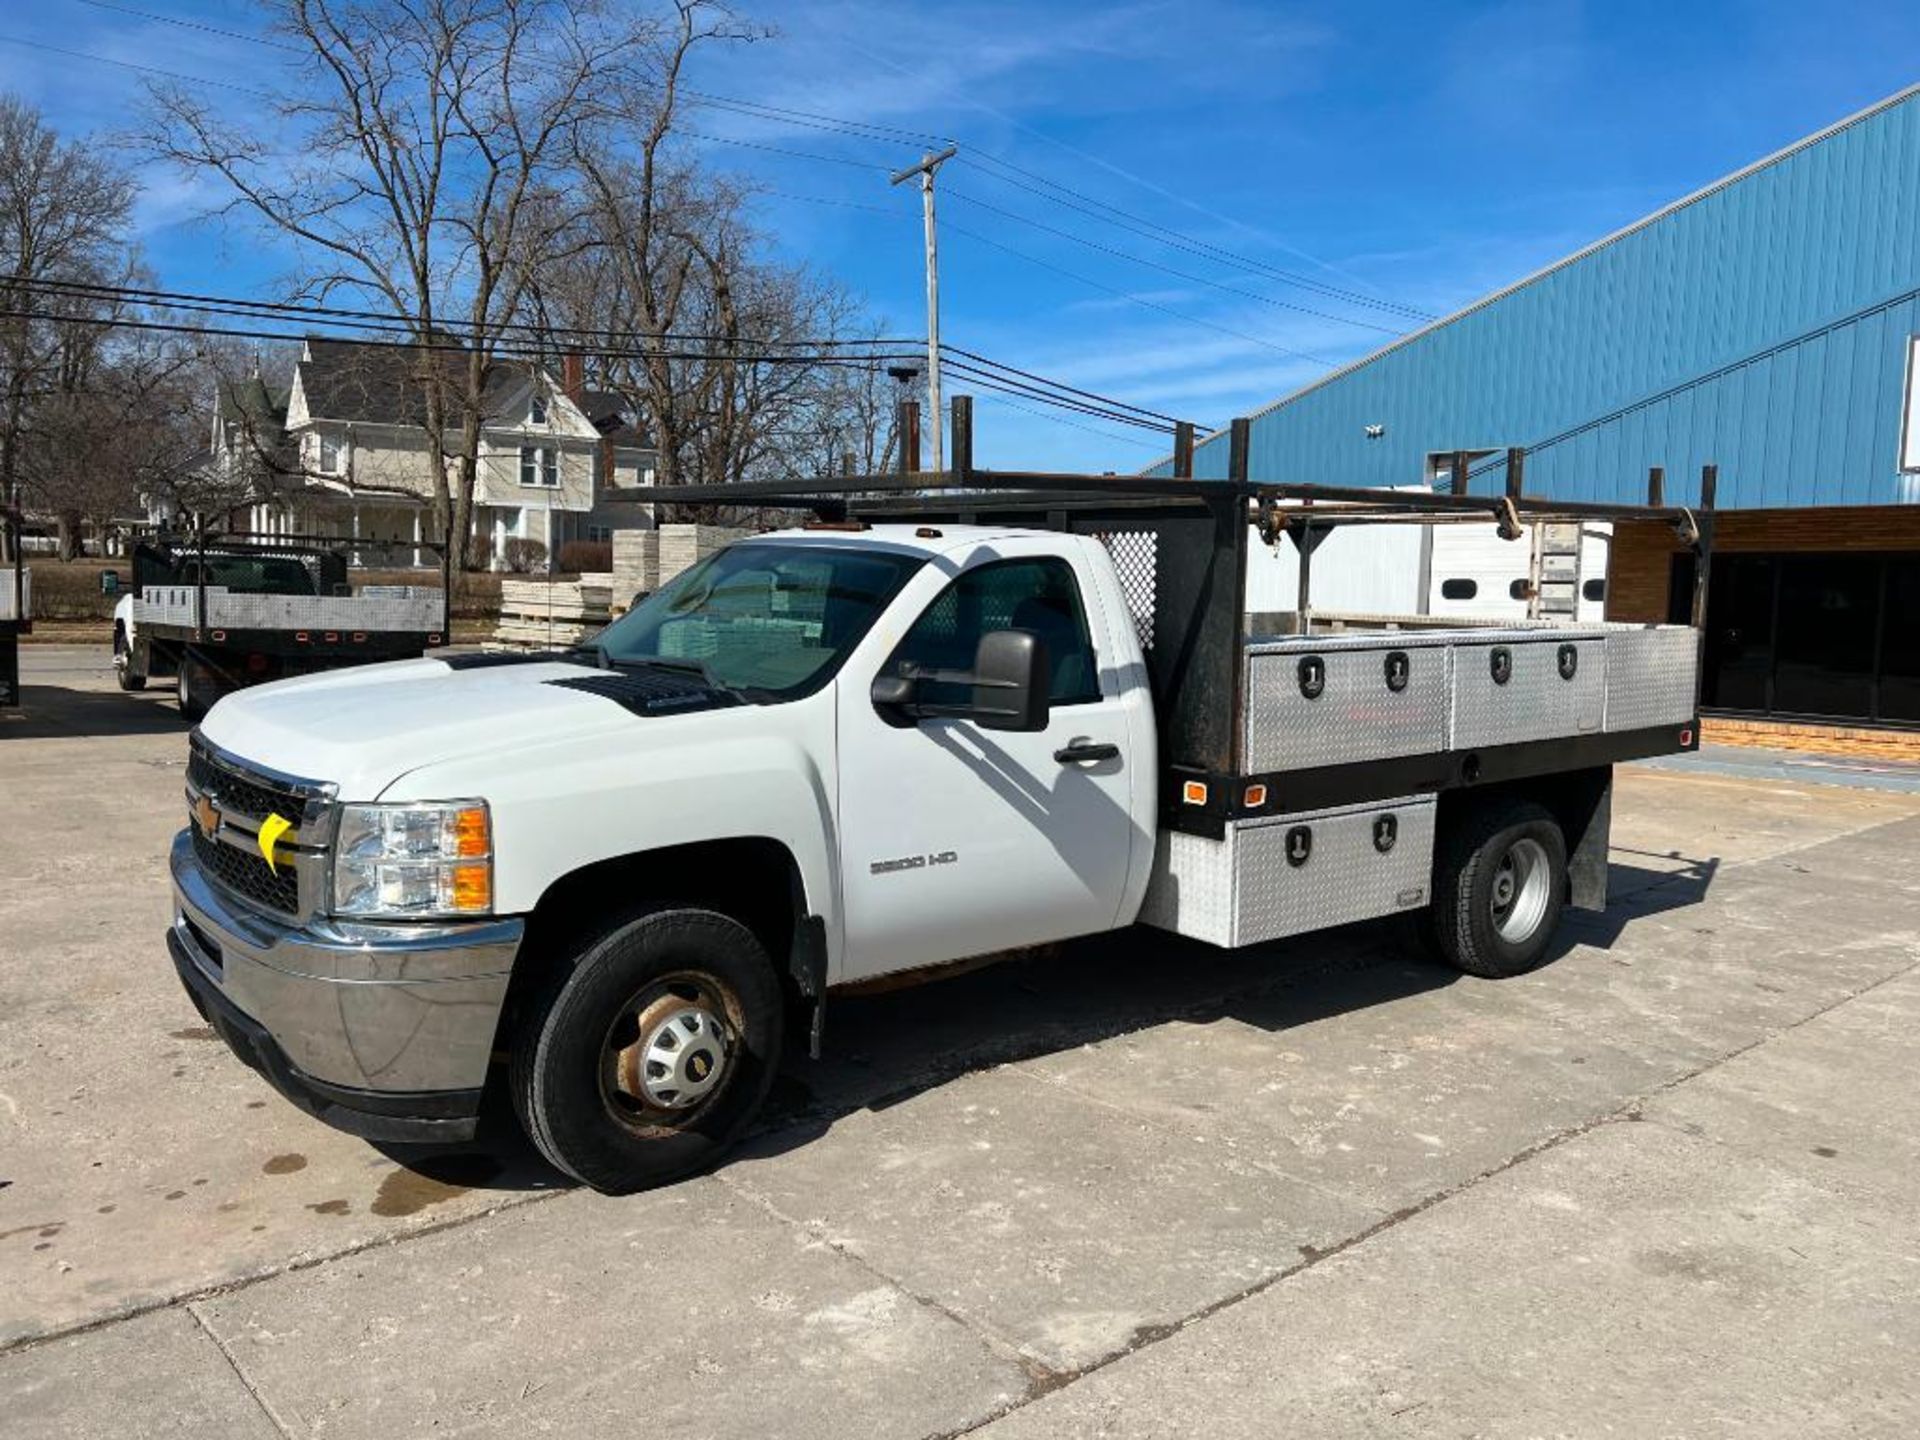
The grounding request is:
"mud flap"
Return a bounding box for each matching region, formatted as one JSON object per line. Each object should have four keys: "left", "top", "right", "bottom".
{"left": 789, "top": 914, "right": 828, "bottom": 1059}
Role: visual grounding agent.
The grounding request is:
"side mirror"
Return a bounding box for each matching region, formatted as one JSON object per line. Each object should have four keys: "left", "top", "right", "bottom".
{"left": 99, "top": 570, "right": 120, "bottom": 596}
{"left": 869, "top": 672, "right": 916, "bottom": 713}
{"left": 971, "top": 629, "right": 1050, "bottom": 733}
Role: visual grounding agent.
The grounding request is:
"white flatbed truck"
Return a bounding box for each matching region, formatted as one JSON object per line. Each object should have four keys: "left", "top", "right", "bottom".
{"left": 164, "top": 410, "right": 1711, "bottom": 1193}
{"left": 107, "top": 536, "right": 445, "bottom": 720}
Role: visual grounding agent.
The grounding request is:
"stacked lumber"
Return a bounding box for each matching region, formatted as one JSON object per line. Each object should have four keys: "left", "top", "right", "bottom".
{"left": 659, "top": 524, "right": 749, "bottom": 589}
{"left": 491, "top": 573, "right": 613, "bottom": 650}
{"left": 611, "top": 530, "right": 657, "bottom": 614}
{"left": 609, "top": 524, "right": 751, "bottom": 615}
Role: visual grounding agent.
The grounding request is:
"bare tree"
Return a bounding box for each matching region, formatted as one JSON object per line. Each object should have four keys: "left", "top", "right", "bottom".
{"left": 142, "top": 0, "right": 699, "bottom": 569}
{"left": 524, "top": 155, "right": 897, "bottom": 491}
{"left": 0, "top": 93, "right": 137, "bottom": 560}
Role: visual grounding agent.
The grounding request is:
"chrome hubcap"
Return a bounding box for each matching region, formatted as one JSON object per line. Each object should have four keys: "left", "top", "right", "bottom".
{"left": 1490, "top": 837, "right": 1551, "bottom": 943}
{"left": 616, "top": 995, "right": 732, "bottom": 1111}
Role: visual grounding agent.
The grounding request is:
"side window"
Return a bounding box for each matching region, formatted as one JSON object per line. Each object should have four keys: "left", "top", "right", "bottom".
{"left": 892, "top": 557, "right": 1101, "bottom": 707}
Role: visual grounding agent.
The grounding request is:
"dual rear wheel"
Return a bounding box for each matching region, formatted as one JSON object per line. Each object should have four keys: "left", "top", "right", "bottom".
{"left": 1420, "top": 798, "right": 1569, "bottom": 979}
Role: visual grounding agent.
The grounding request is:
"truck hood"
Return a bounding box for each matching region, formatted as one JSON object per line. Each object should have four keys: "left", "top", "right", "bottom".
{"left": 196, "top": 655, "right": 656, "bottom": 799}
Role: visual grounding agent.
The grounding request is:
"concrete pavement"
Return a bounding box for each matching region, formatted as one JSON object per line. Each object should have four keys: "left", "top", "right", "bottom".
{"left": 4, "top": 646, "right": 1919, "bottom": 1437}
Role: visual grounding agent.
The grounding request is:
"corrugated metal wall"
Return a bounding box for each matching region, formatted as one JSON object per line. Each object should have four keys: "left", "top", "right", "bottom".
{"left": 1162, "top": 87, "right": 1920, "bottom": 509}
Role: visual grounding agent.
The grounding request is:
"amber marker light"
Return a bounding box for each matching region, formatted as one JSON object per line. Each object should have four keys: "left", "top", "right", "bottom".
{"left": 452, "top": 805, "right": 491, "bottom": 857}
{"left": 1182, "top": 780, "right": 1209, "bottom": 806}
{"left": 450, "top": 862, "right": 492, "bottom": 912}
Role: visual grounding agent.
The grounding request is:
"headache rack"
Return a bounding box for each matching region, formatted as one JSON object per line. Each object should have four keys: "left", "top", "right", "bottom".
{"left": 611, "top": 405, "right": 1714, "bottom": 845}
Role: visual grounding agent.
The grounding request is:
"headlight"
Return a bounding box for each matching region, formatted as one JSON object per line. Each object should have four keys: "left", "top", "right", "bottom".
{"left": 331, "top": 800, "right": 492, "bottom": 917}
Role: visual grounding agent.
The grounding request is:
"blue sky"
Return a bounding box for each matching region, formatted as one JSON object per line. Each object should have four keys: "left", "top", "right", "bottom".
{"left": 2, "top": 0, "right": 1918, "bottom": 471}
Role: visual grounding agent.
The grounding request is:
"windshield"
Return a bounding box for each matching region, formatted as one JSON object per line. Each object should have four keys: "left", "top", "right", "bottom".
{"left": 594, "top": 542, "right": 925, "bottom": 699}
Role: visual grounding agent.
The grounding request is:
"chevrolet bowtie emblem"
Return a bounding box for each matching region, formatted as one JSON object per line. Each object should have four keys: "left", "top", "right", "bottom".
{"left": 257, "top": 813, "right": 294, "bottom": 874}
{"left": 193, "top": 793, "right": 220, "bottom": 836}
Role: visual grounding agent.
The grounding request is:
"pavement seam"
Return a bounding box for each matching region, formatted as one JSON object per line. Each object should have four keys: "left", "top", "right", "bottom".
{"left": 920, "top": 913, "right": 1920, "bottom": 1437}
{"left": 711, "top": 1168, "right": 1047, "bottom": 1383}
{"left": 0, "top": 1191, "right": 561, "bottom": 1360}
{"left": 185, "top": 1299, "right": 297, "bottom": 1440}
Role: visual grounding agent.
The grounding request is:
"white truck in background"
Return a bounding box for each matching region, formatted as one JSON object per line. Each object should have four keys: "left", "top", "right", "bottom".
{"left": 163, "top": 426, "right": 1709, "bottom": 1194}
{"left": 107, "top": 537, "right": 444, "bottom": 719}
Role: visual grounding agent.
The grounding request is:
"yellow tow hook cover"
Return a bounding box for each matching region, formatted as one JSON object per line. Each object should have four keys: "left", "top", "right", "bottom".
{"left": 258, "top": 813, "right": 293, "bottom": 874}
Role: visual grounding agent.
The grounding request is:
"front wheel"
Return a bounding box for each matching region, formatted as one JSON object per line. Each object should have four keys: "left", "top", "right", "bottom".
{"left": 175, "top": 659, "right": 208, "bottom": 722}
{"left": 113, "top": 629, "right": 146, "bottom": 691}
{"left": 1429, "top": 799, "right": 1567, "bottom": 979}
{"left": 510, "top": 906, "right": 784, "bottom": 1194}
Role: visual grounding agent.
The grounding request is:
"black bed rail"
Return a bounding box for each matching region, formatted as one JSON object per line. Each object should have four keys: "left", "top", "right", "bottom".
{"left": 608, "top": 403, "right": 1716, "bottom": 780}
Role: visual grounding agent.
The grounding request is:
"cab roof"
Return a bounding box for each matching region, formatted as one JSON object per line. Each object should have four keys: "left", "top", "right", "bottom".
{"left": 751, "top": 522, "right": 1049, "bottom": 558}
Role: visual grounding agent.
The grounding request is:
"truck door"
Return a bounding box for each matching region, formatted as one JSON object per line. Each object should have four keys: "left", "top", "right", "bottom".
{"left": 836, "top": 544, "right": 1137, "bottom": 981}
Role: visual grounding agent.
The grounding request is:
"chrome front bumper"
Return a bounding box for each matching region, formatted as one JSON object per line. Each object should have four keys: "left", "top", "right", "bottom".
{"left": 168, "top": 829, "right": 522, "bottom": 1142}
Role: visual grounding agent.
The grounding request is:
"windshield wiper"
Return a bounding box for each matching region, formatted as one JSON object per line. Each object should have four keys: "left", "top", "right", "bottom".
{"left": 624, "top": 654, "right": 754, "bottom": 703}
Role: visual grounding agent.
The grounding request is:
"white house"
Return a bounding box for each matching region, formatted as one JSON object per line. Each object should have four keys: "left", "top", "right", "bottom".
{"left": 222, "top": 339, "right": 656, "bottom": 569}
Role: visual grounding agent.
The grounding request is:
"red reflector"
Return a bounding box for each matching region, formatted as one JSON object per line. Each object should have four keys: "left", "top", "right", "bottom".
{"left": 429, "top": 634, "right": 442, "bottom": 645}
{"left": 1679, "top": 727, "right": 1694, "bottom": 747}
{"left": 352, "top": 632, "right": 367, "bottom": 643}
{"left": 246, "top": 653, "right": 267, "bottom": 673}
{"left": 324, "top": 632, "right": 338, "bottom": 642}
{"left": 294, "top": 631, "right": 309, "bottom": 643}
{"left": 210, "top": 629, "right": 226, "bottom": 642}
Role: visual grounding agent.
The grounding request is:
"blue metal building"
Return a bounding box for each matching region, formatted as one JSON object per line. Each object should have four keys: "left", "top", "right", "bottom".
{"left": 1160, "top": 84, "right": 1920, "bottom": 729}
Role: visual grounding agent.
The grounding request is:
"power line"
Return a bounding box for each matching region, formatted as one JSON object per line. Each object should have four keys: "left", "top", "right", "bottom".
{"left": 940, "top": 345, "right": 1187, "bottom": 427}
{"left": 13, "top": 275, "right": 921, "bottom": 352}
{"left": 0, "top": 33, "right": 277, "bottom": 99}
{"left": 0, "top": 306, "right": 925, "bottom": 371}
{"left": 942, "top": 185, "right": 1406, "bottom": 338}
{"left": 69, "top": 0, "right": 304, "bottom": 52}
{"left": 941, "top": 218, "right": 1337, "bottom": 368}
{"left": 969, "top": 390, "right": 1166, "bottom": 451}
{"left": 5, "top": 283, "right": 1200, "bottom": 434}
{"left": 677, "top": 128, "right": 896, "bottom": 172}
{"left": 959, "top": 152, "right": 1434, "bottom": 323}
{"left": 938, "top": 358, "right": 1176, "bottom": 433}
{"left": 679, "top": 89, "right": 951, "bottom": 150}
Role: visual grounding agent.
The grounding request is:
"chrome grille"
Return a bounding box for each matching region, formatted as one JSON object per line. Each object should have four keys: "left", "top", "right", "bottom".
{"left": 186, "top": 745, "right": 310, "bottom": 830}
{"left": 191, "top": 823, "right": 299, "bottom": 915}
{"left": 185, "top": 738, "right": 336, "bottom": 919}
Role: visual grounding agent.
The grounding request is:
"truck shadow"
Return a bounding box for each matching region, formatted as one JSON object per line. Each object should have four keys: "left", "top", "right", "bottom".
{"left": 402, "top": 849, "right": 1719, "bottom": 1193}
{"left": 4, "top": 683, "right": 190, "bottom": 739}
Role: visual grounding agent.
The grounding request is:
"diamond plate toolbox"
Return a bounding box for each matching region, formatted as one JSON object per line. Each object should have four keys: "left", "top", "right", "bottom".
{"left": 1140, "top": 794, "right": 1436, "bottom": 948}
{"left": 1602, "top": 626, "right": 1699, "bottom": 731}
{"left": 1450, "top": 634, "right": 1606, "bottom": 749}
{"left": 1244, "top": 634, "right": 1452, "bottom": 771}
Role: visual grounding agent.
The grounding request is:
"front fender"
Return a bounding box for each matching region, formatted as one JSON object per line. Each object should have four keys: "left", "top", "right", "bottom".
{"left": 377, "top": 695, "right": 841, "bottom": 956}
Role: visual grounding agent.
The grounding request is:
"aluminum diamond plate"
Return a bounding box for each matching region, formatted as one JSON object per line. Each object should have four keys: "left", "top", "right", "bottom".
{"left": 1603, "top": 625, "right": 1700, "bottom": 731}
{"left": 1449, "top": 636, "right": 1605, "bottom": 749}
{"left": 1140, "top": 795, "right": 1435, "bottom": 947}
{"left": 135, "top": 586, "right": 442, "bottom": 633}
{"left": 1244, "top": 639, "right": 1450, "bottom": 770}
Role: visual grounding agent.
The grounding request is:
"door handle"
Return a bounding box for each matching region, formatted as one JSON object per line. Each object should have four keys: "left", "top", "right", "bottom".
{"left": 1054, "top": 740, "right": 1120, "bottom": 764}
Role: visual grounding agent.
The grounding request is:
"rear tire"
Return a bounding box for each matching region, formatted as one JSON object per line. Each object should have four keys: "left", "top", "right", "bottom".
{"left": 510, "top": 905, "right": 784, "bottom": 1194}
{"left": 1429, "top": 799, "right": 1567, "bottom": 979}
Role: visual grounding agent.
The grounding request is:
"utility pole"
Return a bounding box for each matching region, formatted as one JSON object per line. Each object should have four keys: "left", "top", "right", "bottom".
{"left": 890, "top": 144, "right": 957, "bottom": 471}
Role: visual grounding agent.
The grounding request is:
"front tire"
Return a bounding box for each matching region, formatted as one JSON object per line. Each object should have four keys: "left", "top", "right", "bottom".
{"left": 510, "top": 906, "right": 784, "bottom": 1194}
{"left": 176, "top": 660, "right": 208, "bottom": 721}
{"left": 1429, "top": 799, "right": 1567, "bottom": 979}
{"left": 113, "top": 629, "right": 146, "bottom": 691}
